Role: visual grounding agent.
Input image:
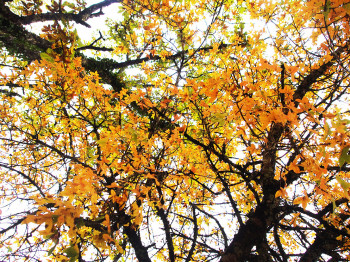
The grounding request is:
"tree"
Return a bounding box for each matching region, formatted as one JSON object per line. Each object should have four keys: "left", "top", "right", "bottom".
{"left": 1, "top": 0, "right": 350, "bottom": 261}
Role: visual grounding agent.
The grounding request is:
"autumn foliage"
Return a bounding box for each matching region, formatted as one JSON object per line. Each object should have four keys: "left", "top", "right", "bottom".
{"left": 1, "top": 0, "right": 350, "bottom": 261}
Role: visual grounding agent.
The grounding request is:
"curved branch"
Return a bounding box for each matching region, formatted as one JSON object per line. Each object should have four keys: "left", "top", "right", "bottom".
{"left": 0, "top": 217, "right": 26, "bottom": 234}
{"left": 154, "top": 186, "right": 175, "bottom": 262}
{"left": 293, "top": 41, "right": 350, "bottom": 106}
{"left": 299, "top": 229, "right": 342, "bottom": 262}
{"left": 0, "top": 10, "right": 51, "bottom": 61}
{"left": 185, "top": 204, "right": 199, "bottom": 262}
{"left": 19, "top": 0, "right": 122, "bottom": 27}
{"left": 0, "top": 162, "right": 46, "bottom": 197}
{"left": 78, "top": 0, "right": 122, "bottom": 21}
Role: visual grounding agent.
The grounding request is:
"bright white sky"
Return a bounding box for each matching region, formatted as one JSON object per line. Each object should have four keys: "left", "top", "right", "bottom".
{"left": 2, "top": 1, "right": 330, "bottom": 261}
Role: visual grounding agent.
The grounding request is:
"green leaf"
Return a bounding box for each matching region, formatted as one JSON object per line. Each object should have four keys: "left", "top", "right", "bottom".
{"left": 323, "top": 0, "right": 331, "bottom": 19}
{"left": 324, "top": 121, "right": 331, "bottom": 139}
{"left": 94, "top": 215, "right": 105, "bottom": 222}
{"left": 97, "top": 138, "right": 109, "bottom": 147}
{"left": 63, "top": 1, "right": 76, "bottom": 9}
{"left": 332, "top": 198, "right": 337, "bottom": 214}
{"left": 336, "top": 175, "right": 350, "bottom": 191}
{"left": 48, "top": 246, "right": 55, "bottom": 256}
{"left": 339, "top": 146, "right": 350, "bottom": 167}
{"left": 40, "top": 52, "right": 54, "bottom": 63}
{"left": 344, "top": 3, "right": 350, "bottom": 15}
{"left": 69, "top": 257, "right": 77, "bottom": 262}
{"left": 336, "top": 175, "right": 350, "bottom": 199}
{"left": 212, "top": 113, "right": 226, "bottom": 125}
{"left": 128, "top": 128, "right": 138, "bottom": 142}
{"left": 63, "top": 246, "right": 78, "bottom": 258}
{"left": 52, "top": 214, "right": 59, "bottom": 223}
{"left": 44, "top": 232, "right": 55, "bottom": 240}
{"left": 75, "top": 217, "right": 84, "bottom": 228}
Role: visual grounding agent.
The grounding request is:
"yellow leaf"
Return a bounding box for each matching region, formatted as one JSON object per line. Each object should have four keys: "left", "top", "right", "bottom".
{"left": 275, "top": 187, "right": 287, "bottom": 198}
{"left": 336, "top": 175, "right": 350, "bottom": 199}
{"left": 22, "top": 214, "right": 38, "bottom": 224}
{"left": 293, "top": 194, "right": 309, "bottom": 209}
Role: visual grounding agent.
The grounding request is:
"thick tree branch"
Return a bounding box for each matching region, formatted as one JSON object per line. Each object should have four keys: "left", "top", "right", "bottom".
{"left": 154, "top": 186, "right": 175, "bottom": 262}
{"left": 220, "top": 41, "right": 350, "bottom": 261}
{"left": 78, "top": 0, "right": 122, "bottom": 22}
{"left": 185, "top": 204, "right": 199, "bottom": 262}
{"left": 0, "top": 4, "right": 231, "bottom": 94}
{"left": 19, "top": 0, "right": 122, "bottom": 27}
{"left": 299, "top": 229, "right": 342, "bottom": 262}
{"left": 0, "top": 217, "right": 26, "bottom": 235}
{"left": 87, "top": 43, "right": 230, "bottom": 70}
{"left": 0, "top": 8, "right": 50, "bottom": 61}
{"left": 123, "top": 226, "right": 152, "bottom": 262}
{"left": 293, "top": 42, "right": 350, "bottom": 105}
{"left": 273, "top": 224, "right": 288, "bottom": 262}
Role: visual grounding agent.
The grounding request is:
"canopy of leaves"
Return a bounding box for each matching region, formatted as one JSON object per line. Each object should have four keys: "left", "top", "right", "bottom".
{"left": 1, "top": 0, "right": 350, "bottom": 261}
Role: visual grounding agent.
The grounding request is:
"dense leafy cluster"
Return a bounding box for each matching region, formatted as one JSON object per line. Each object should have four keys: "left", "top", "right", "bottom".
{"left": 1, "top": 0, "right": 350, "bottom": 261}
